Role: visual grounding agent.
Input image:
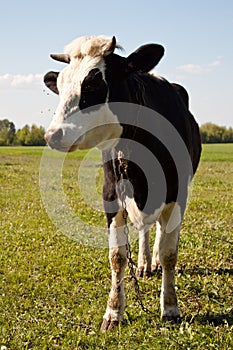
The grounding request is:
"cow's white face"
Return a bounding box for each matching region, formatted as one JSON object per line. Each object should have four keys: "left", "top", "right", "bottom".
{"left": 44, "top": 36, "right": 123, "bottom": 152}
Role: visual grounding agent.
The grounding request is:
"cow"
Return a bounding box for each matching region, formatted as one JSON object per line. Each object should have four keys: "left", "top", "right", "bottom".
{"left": 43, "top": 35, "right": 201, "bottom": 331}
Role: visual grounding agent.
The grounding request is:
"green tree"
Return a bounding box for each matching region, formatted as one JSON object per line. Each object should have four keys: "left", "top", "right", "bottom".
{"left": 222, "top": 127, "right": 233, "bottom": 143}
{"left": 0, "top": 119, "right": 16, "bottom": 145}
{"left": 15, "top": 125, "right": 31, "bottom": 145}
{"left": 27, "top": 124, "right": 46, "bottom": 146}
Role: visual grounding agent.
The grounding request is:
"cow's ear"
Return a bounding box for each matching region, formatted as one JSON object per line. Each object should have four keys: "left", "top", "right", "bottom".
{"left": 44, "top": 71, "right": 59, "bottom": 94}
{"left": 126, "top": 44, "right": 164, "bottom": 73}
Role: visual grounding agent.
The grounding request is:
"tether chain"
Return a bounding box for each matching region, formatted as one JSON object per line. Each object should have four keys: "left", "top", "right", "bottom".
{"left": 118, "top": 151, "right": 153, "bottom": 315}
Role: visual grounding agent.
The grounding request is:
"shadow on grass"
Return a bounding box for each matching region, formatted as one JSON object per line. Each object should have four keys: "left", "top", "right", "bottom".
{"left": 148, "top": 266, "right": 233, "bottom": 277}
{"left": 177, "top": 267, "right": 233, "bottom": 276}
{"left": 123, "top": 310, "right": 233, "bottom": 330}
{"left": 186, "top": 309, "right": 233, "bottom": 326}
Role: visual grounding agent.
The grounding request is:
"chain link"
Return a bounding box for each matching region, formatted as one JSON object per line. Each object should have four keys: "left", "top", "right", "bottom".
{"left": 118, "top": 151, "right": 154, "bottom": 315}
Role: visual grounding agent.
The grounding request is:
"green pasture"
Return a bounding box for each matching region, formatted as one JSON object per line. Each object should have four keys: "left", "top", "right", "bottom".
{"left": 0, "top": 144, "right": 232, "bottom": 349}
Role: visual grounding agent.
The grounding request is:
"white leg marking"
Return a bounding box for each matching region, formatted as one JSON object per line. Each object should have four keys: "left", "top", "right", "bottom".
{"left": 101, "top": 211, "right": 127, "bottom": 331}
{"left": 137, "top": 229, "right": 151, "bottom": 277}
{"left": 109, "top": 213, "right": 128, "bottom": 248}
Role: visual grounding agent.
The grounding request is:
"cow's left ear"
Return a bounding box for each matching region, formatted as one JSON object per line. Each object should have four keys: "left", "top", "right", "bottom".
{"left": 44, "top": 71, "right": 59, "bottom": 94}
{"left": 126, "top": 44, "right": 164, "bottom": 73}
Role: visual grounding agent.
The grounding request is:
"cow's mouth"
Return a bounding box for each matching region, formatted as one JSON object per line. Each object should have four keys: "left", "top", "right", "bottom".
{"left": 48, "top": 143, "right": 79, "bottom": 153}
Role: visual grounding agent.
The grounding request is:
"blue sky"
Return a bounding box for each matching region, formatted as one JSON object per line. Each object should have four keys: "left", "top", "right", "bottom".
{"left": 0, "top": 0, "right": 232, "bottom": 129}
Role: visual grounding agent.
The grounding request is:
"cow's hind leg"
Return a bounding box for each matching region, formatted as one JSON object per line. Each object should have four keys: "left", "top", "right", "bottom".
{"left": 151, "top": 221, "right": 162, "bottom": 273}
{"left": 137, "top": 229, "right": 152, "bottom": 277}
{"left": 159, "top": 203, "right": 181, "bottom": 323}
{"left": 101, "top": 211, "right": 128, "bottom": 332}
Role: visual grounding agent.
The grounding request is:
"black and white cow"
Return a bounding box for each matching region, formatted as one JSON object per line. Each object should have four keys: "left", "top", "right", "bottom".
{"left": 44, "top": 35, "right": 201, "bottom": 331}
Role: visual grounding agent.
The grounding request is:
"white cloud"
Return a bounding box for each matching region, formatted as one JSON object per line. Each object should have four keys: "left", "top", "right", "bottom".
{"left": 177, "top": 59, "right": 221, "bottom": 74}
{"left": 0, "top": 73, "right": 43, "bottom": 89}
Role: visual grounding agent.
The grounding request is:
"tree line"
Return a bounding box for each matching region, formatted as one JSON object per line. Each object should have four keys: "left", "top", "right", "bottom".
{"left": 0, "top": 119, "right": 233, "bottom": 146}
{"left": 200, "top": 122, "right": 233, "bottom": 143}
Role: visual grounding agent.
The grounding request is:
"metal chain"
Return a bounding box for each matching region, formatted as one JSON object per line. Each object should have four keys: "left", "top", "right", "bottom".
{"left": 118, "top": 151, "right": 154, "bottom": 315}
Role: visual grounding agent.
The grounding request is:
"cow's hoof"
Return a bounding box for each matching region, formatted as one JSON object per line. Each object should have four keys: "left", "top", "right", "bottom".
{"left": 162, "top": 315, "right": 181, "bottom": 324}
{"left": 151, "top": 264, "right": 161, "bottom": 274}
{"left": 137, "top": 267, "right": 152, "bottom": 278}
{"left": 100, "top": 319, "right": 119, "bottom": 332}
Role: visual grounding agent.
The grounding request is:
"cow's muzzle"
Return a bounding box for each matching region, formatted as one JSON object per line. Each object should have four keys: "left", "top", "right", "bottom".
{"left": 44, "top": 128, "right": 63, "bottom": 147}
{"left": 44, "top": 128, "right": 82, "bottom": 152}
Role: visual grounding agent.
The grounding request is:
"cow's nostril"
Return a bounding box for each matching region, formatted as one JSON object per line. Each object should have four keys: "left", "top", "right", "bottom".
{"left": 44, "top": 128, "right": 63, "bottom": 144}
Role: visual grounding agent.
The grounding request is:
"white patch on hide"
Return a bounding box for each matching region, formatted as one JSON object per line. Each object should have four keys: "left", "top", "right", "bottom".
{"left": 121, "top": 198, "right": 180, "bottom": 235}
{"left": 124, "top": 197, "right": 165, "bottom": 231}
{"left": 124, "top": 197, "right": 147, "bottom": 231}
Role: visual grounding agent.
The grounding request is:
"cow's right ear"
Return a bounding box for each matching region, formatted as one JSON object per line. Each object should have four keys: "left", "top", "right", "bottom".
{"left": 44, "top": 71, "right": 59, "bottom": 94}
{"left": 126, "top": 44, "right": 165, "bottom": 73}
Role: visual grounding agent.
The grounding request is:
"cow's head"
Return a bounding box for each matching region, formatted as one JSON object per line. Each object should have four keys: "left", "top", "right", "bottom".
{"left": 44, "top": 35, "right": 164, "bottom": 152}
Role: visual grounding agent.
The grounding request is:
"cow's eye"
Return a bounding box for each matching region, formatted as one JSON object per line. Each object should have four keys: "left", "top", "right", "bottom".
{"left": 82, "top": 69, "right": 103, "bottom": 92}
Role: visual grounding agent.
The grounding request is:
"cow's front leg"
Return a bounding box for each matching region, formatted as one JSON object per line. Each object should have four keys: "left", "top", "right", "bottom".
{"left": 137, "top": 229, "right": 152, "bottom": 277}
{"left": 159, "top": 203, "right": 181, "bottom": 323}
{"left": 101, "top": 211, "right": 128, "bottom": 332}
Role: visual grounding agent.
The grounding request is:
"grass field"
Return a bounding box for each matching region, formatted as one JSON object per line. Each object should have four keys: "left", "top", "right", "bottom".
{"left": 0, "top": 144, "right": 232, "bottom": 349}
